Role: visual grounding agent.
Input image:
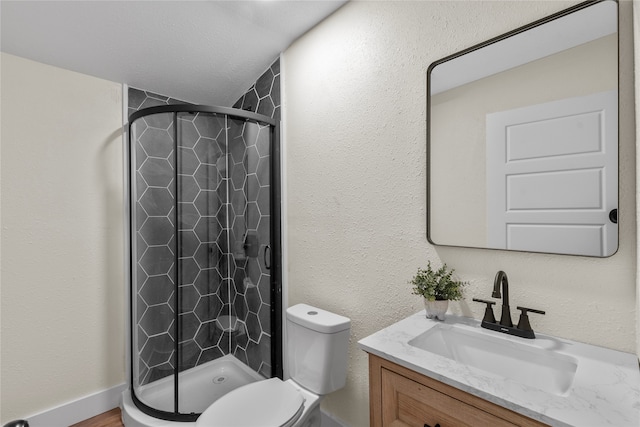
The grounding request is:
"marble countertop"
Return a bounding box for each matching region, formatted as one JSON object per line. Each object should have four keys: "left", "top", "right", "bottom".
{"left": 358, "top": 311, "right": 640, "bottom": 427}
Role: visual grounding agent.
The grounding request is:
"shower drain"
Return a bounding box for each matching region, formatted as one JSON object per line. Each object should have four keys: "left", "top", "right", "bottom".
{"left": 212, "top": 376, "right": 227, "bottom": 384}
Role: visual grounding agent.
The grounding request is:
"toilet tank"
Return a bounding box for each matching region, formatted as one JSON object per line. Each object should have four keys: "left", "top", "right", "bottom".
{"left": 286, "top": 304, "right": 351, "bottom": 395}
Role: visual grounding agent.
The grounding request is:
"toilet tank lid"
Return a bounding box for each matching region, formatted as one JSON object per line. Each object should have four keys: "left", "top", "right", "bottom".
{"left": 287, "top": 304, "right": 351, "bottom": 333}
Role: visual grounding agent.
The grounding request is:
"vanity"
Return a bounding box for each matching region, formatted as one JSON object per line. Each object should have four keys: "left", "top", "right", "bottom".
{"left": 358, "top": 313, "right": 640, "bottom": 427}
{"left": 367, "top": 355, "right": 544, "bottom": 427}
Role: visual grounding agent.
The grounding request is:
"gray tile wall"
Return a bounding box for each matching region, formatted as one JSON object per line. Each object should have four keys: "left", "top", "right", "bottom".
{"left": 230, "top": 59, "right": 280, "bottom": 376}
{"left": 129, "top": 58, "right": 281, "bottom": 387}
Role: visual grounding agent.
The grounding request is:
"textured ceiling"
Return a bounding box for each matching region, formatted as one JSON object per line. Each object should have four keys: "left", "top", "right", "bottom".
{"left": 0, "top": 0, "right": 347, "bottom": 106}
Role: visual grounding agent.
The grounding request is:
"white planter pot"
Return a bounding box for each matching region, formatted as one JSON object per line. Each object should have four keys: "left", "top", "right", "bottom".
{"left": 423, "top": 299, "right": 449, "bottom": 321}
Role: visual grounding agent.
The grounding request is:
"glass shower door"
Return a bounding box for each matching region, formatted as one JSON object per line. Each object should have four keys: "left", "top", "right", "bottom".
{"left": 175, "top": 112, "right": 230, "bottom": 414}
{"left": 130, "top": 110, "right": 177, "bottom": 415}
{"left": 129, "top": 104, "right": 280, "bottom": 421}
{"left": 227, "top": 118, "right": 274, "bottom": 377}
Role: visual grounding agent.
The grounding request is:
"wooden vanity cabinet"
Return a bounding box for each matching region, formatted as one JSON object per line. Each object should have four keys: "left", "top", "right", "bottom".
{"left": 368, "top": 354, "right": 548, "bottom": 427}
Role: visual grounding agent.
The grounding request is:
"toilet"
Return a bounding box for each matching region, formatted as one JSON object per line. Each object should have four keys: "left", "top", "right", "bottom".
{"left": 196, "top": 303, "right": 351, "bottom": 427}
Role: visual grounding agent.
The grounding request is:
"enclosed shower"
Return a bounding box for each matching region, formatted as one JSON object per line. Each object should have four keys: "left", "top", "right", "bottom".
{"left": 126, "top": 104, "right": 281, "bottom": 422}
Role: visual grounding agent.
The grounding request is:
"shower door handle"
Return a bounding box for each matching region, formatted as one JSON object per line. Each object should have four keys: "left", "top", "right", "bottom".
{"left": 264, "top": 245, "right": 271, "bottom": 270}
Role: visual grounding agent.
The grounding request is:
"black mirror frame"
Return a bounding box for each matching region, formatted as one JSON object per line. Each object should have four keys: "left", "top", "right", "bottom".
{"left": 426, "top": 0, "right": 619, "bottom": 258}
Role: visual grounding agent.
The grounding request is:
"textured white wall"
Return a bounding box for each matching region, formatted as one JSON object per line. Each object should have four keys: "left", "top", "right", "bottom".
{"left": 283, "top": 1, "right": 636, "bottom": 426}
{"left": 0, "top": 53, "right": 125, "bottom": 421}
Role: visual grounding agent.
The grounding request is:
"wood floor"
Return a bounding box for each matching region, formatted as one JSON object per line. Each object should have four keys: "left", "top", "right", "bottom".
{"left": 70, "top": 408, "right": 124, "bottom": 427}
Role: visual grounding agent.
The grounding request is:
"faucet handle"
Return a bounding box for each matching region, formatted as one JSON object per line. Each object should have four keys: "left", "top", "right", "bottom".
{"left": 472, "top": 298, "right": 496, "bottom": 324}
{"left": 516, "top": 306, "right": 545, "bottom": 332}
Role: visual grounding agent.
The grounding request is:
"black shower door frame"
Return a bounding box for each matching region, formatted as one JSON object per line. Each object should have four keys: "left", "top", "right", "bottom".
{"left": 127, "top": 104, "right": 282, "bottom": 422}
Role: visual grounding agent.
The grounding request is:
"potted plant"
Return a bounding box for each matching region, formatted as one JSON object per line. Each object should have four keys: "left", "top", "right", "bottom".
{"left": 409, "top": 261, "right": 467, "bottom": 320}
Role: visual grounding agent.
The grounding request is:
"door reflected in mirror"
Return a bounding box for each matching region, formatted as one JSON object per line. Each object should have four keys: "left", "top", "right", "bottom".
{"left": 427, "top": 0, "right": 618, "bottom": 257}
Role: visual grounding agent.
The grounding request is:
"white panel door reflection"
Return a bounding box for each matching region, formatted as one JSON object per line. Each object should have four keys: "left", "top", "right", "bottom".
{"left": 486, "top": 90, "right": 618, "bottom": 256}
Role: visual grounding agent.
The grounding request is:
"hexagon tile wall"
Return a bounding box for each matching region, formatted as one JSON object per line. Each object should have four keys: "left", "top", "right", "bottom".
{"left": 129, "top": 59, "right": 281, "bottom": 387}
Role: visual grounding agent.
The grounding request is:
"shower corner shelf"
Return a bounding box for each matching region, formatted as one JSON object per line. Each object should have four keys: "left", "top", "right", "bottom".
{"left": 216, "top": 315, "right": 245, "bottom": 334}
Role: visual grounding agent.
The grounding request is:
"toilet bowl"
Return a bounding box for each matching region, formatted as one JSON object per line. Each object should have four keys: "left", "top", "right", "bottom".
{"left": 195, "top": 304, "right": 350, "bottom": 427}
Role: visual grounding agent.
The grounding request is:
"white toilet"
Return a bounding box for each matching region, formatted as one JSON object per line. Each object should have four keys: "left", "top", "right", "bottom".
{"left": 195, "top": 303, "right": 351, "bottom": 427}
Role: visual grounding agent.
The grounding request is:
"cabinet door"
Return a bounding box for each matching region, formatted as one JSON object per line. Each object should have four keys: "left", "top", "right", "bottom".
{"left": 381, "top": 368, "right": 517, "bottom": 427}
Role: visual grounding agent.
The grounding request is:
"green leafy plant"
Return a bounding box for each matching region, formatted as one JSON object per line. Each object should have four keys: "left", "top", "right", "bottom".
{"left": 409, "top": 262, "right": 467, "bottom": 301}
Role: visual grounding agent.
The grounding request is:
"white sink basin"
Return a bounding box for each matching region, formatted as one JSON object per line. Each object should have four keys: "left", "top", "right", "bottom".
{"left": 408, "top": 323, "right": 578, "bottom": 396}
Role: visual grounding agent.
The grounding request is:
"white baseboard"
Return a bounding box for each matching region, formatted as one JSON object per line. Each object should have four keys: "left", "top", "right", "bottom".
{"left": 321, "top": 409, "right": 347, "bottom": 427}
{"left": 24, "top": 383, "right": 126, "bottom": 427}
{"left": 18, "top": 384, "right": 340, "bottom": 427}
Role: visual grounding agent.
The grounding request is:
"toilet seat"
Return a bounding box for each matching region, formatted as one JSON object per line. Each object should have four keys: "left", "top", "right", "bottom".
{"left": 196, "top": 378, "right": 306, "bottom": 427}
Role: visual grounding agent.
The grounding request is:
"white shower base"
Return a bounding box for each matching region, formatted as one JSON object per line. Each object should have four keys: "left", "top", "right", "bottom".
{"left": 121, "top": 354, "right": 264, "bottom": 427}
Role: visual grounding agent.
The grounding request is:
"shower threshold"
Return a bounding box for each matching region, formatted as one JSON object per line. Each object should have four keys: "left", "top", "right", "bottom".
{"left": 122, "top": 354, "right": 264, "bottom": 426}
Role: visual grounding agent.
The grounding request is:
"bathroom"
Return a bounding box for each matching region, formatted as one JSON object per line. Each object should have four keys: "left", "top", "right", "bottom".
{"left": 1, "top": 0, "right": 638, "bottom": 426}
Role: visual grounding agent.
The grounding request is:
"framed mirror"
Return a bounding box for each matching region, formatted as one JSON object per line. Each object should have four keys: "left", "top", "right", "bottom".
{"left": 427, "top": 0, "right": 618, "bottom": 257}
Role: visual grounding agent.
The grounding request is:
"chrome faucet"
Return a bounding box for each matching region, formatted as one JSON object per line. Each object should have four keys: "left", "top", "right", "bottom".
{"left": 492, "top": 270, "right": 513, "bottom": 327}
